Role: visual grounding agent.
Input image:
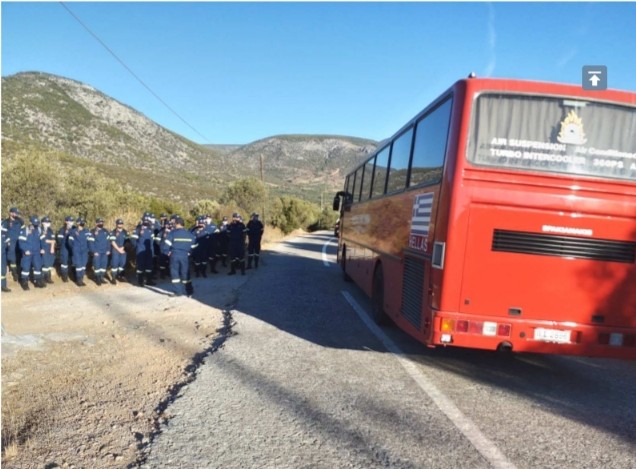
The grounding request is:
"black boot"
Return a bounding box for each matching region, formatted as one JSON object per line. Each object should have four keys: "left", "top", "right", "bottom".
{"left": 45, "top": 271, "right": 54, "bottom": 284}
{"left": 20, "top": 279, "right": 30, "bottom": 291}
{"left": 240, "top": 260, "right": 246, "bottom": 276}
{"left": 222, "top": 257, "right": 227, "bottom": 267}
{"left": 227, "top": 261, "right": 236, "bottom": 275}
{"left": 246, "top": 257, "right": 252, "bottom": 270}
{"left": 36, "top": 278, "right": 46, "bottom": 288}
{"left": 1, "top": 286, "right": 11, "bottom": 293}
{"left": 77, "top": 277, "right": 86, "bottom": 287}
{"left": 255, "top": 256, "right": 259, "bottom": 269}
{"left": 10, "top": 267, "right": 18, "bottom": 282}
{"left": 145, "top": 273, "right": 156, "bottom": 286}
{"left": 61, "top": 272, "right": 69, "bottom": 283}
{"left": 110, "top": 275, "right": 117, "bottom": 285}
{"left": 195, "top": 265, "right": 201, "bottom": 278}
{"left": 137, "top": 274, "right": 145, "bottom": 287}
{"left": 210, "top": 259, "right": 218, "bottom": 274}
{"left": 185, "top": 282, "right": 194, "bottom": 298}
{"left": 117, "top": 273, "right": 127, "bottom": 283}
{"left": 201, "top": 265, "right": 207, "bottom": 278}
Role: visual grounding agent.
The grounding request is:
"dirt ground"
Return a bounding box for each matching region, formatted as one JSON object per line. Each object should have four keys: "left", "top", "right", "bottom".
{"left": 1, "top": 267, "right": 234, "bottom": 469}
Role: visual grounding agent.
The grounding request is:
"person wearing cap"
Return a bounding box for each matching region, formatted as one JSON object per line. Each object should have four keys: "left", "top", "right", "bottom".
{"left": 57, "top": 216, "right": 75, "bottom": 282}
{"left": 157, "top": 217, "right": 173, "bottom": 279}
{"left": 17, "top": 215, "right": 45, "bottom": 289}
{"left": 2, "top": 207, "right": 24, "bottom": 283}
{"left": 2, "top": 226, "right": 11, "bottom": 292}
{"left": 218, "top": 216, "right": 230, "bottom": 267}
{"left": 226, "top": 213, "right": 248, "bottom": 276}
{"left": 109, "top": 219, "right": 128, "bottom": 284}
{"left": 204, "top": 214, "right": 220, "bottom": 274}
{"left": 191, "top": 216, "right": 209, "bottom": 278}
{"left": 89, "top": 218, "right": 110, "bottom": 286}
{"left": 40, "top": 216, "right": 56, "bottom": 284}
{"left": 68, "top": 217, "right": 91, "bottom": 287}
{"left": 165, "top": 216, "right": 196, "bottom": 297}
{"left": 130, "top": 214, "right": 156, "bottom": 287}
{"left": 246, "top": 212, "right": 265, "bottom": 270}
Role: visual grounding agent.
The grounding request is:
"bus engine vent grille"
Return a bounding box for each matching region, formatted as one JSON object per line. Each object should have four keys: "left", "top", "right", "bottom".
{"left": 492, "top": 229, "right": 636, "bottom": 264}
{"left": 401, "top": 256, "right": 424, "bottom": 330}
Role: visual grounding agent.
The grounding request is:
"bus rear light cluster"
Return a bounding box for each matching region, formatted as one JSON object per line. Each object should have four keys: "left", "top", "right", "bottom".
{"left": 598, "top": 333, "right": 636, "bottom": 347}
{"left": 441, "top": 318, "right": 511, "bottom": 337}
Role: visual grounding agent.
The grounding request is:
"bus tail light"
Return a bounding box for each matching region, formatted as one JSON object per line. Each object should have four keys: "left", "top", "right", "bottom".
{"left": 441, "top": 318, "right": 454, "bottom": 332}
{"left": 497, "top": 324, "right": 511, "bottom": 337}
{"left": 456, "top": 320, "right": 469, "bottom": 332}
{"left": 598, "top": 333, "right": 635, "bottom": 347}
{"left": 440, "top": 318, "right": 512, "bottom": 338}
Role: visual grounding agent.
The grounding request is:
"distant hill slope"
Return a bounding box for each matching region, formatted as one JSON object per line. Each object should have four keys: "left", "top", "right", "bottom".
{"left": 2, "top": 72, "right": 377, "bottom": 203}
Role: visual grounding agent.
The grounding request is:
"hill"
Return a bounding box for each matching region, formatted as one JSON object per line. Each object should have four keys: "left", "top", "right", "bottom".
{"left": 2, "top": 72, "right": 377, "bottom": 206}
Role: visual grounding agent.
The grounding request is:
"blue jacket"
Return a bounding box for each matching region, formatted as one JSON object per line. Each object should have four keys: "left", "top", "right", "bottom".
{"left": 130, "top": 224, "right": 155, "bottom": 254}
{"left": 166, "top": 228, "right": 197, "bottom": 256}
{"left": 18, "top": 224, "right": 42, "bottom": 254}
{"left": 109, "top": 228, "right": 128, "bottom": 251}
{"left": 90, "top": 227, "right": 110, "bottom": 254}
{"left": 68, "top": 227, "right": 91, "bottom": 255}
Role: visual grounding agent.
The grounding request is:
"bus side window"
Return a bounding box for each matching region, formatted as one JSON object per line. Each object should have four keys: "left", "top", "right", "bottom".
{"left": 372, "top": 146, "right": 390, "bottom": 198}
{"left": 409, "top": 98, "right": 453, "bottom": 187}
{"left": 386, "top": 127, "right": 414, "bottom": 194}
{"left": 361, "top": 156, "right": 375, "bottom": 201}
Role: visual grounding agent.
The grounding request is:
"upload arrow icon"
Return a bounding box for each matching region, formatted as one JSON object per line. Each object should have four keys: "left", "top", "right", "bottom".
{"left": 582, "top": 65, "right": 607, "bottom": 90}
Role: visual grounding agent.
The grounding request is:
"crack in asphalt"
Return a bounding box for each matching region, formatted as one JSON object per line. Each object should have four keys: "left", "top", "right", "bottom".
{"left": 131, "top": 295, "right": 238, "bottom": 468}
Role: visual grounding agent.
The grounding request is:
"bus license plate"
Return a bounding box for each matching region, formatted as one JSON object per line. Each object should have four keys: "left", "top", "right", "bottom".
{"left": 534, "top": 328, "right": 571, "bottom": 344}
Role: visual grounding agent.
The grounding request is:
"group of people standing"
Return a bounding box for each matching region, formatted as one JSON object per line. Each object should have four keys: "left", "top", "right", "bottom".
{"left": 1, "top": 208, "right": 264, "bottom": 297}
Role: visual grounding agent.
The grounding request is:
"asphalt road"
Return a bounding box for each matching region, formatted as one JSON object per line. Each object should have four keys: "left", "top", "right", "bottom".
{"left": 143, "top": 231, "right": 636, "bottom": 468}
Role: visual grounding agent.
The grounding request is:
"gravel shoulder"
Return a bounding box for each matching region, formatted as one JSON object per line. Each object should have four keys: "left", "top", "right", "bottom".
{"left": 1, "top": 269, "right": 242, "bottom": 468}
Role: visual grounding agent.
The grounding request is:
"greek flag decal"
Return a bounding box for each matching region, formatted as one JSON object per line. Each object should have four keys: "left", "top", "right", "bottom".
{"left": 409, "top": 193, "right": 434, "bottom": 252}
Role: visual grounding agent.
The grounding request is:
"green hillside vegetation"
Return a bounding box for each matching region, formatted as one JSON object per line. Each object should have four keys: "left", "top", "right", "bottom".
{"left": 2, "top": 72, "right": 371, "bottom": 232}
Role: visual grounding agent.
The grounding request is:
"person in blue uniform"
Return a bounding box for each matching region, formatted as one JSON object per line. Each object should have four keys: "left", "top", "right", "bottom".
{"left": 90, "top": 218, "right": 110, "bottom": 285}
{"left": 130, "top": 214, "right": 156, "bottom": 286}
{"left": 165, "top": 217, "right": 196, "bottom": 297}
{"left": 226, "top": 213, "right": 247, "bottom": 276}
{"left": 109, "top": 219, "right": 128, "bottom": 284}
{"left": 157, "top": 218, "right": 173, "bottom": 279}
{"left": 2, "top": 207, "right": 24, "bottom": 283}
{"left": 246, "top": 213, "right": 264, "bottom": 269}
{"left": 191, "top": 216, "right": 209, "bottom": 278}
{"left": 18, "top": 215, "right": 45, "bottom": 290}
{"left": 57, "top": 216, "right": 75, "bottom": 282}
{"left": 40, "top": 216, "right": 56, "bottom": 284}
{"left": 68, "top": 217, "right": 91, "bottom": 287}
{"left": 2, "top": 227, "right": 11, "bottom": 292}
{"left": 204, "top": 215, "right": 220, "bottom": 274}
{"left": 218, "top": 216, "right": 229, "bottom": 267}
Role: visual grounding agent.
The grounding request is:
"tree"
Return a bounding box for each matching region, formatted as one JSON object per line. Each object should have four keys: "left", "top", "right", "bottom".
{"left": 220, "top": 177, "right": 268, "bottom": 218}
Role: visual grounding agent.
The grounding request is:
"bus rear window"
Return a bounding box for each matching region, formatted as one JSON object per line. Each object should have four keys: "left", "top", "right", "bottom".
{"left": 468, "top": 94, "right": 636, "bottom": 182}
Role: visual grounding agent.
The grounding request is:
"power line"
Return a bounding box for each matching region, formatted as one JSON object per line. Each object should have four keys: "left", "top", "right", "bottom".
{"left": 59, "top": 2, "right": 210, "bottom": 144}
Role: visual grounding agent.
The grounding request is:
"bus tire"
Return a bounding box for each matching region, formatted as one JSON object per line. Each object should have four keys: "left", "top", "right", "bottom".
{"left": 372, "top": 264, "right": 389, "bottom": 325}
{"left": 341, "top": 246, "right": 352, "bottom": 282}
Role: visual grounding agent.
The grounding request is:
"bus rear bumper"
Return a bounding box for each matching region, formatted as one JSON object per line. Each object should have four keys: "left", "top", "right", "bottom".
{"left": 431, "top": 313, "right": 636, "bottom": 360}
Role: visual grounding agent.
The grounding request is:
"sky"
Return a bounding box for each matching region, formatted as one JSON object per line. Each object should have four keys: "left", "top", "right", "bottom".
{"left": 2, "top": 1, "right": 636, "bottom": 145}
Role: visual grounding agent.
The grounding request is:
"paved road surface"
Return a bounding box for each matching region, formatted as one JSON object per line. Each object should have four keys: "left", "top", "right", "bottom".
{"left": 143, "top": 232, "right": 636, "bottom": 468}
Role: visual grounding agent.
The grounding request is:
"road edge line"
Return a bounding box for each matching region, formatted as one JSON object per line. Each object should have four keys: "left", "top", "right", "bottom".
{"left": 341, "top": 290, "right": 517, "bottom": 469}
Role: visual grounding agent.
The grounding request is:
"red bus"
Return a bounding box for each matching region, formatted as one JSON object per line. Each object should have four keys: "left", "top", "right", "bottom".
{"left": 333, "top": 76, "right": 636, "bottom": 360}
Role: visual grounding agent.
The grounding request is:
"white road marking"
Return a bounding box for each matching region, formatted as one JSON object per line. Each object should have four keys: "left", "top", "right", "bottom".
{"left": 322, "top": 237, "right": 336, "bottom": 267}
{"left": 341, "top": 290, "right": 517, "bottom": 469}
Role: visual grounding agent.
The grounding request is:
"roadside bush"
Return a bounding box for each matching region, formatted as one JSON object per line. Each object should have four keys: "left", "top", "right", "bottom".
{"left": 268, "top": 196, "right": 322, "bottom": 234}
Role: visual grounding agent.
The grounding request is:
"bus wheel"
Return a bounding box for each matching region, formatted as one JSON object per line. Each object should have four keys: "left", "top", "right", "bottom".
{"left": 342, "top": 246, "right": 352, "bottom": 282}
{"left": 372, "top": 264, "right": 389, "bottom": 325}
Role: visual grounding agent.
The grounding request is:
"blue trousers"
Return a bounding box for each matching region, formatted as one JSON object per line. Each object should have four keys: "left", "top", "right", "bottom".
{"left": 170, "top": 255, "right": 193, "bottom": 295}
{"left": 59, "top": 247, "right": 71, "bottom": 274}
{"left": 73, "top": 251, "right": 89, "bottom": 280}
{"left": 136, "top": 251, "right": 153, "bottom": 275}
{"left": 93, "top": 252, "right": 109, "bottom": 278}
{"left": 111, "top": 251, "right": 127, "bottom": 276}
{"left": 21, "top": 252, "right": 43, "bottom": 281}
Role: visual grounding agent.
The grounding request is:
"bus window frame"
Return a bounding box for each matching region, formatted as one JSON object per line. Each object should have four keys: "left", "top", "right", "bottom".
{"left": 464, "top": 90, "right": 636, "bottom": 183}
{"left": 407, "top": 95, "right": 454, "bottom": 190}
{"left": 385, "top": 126, "right": 415, "bottom": 196}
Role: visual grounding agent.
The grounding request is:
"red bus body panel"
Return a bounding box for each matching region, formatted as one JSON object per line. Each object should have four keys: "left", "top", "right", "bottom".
{"left": 339, "top": 78, "right": 636, "bottom": 360}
